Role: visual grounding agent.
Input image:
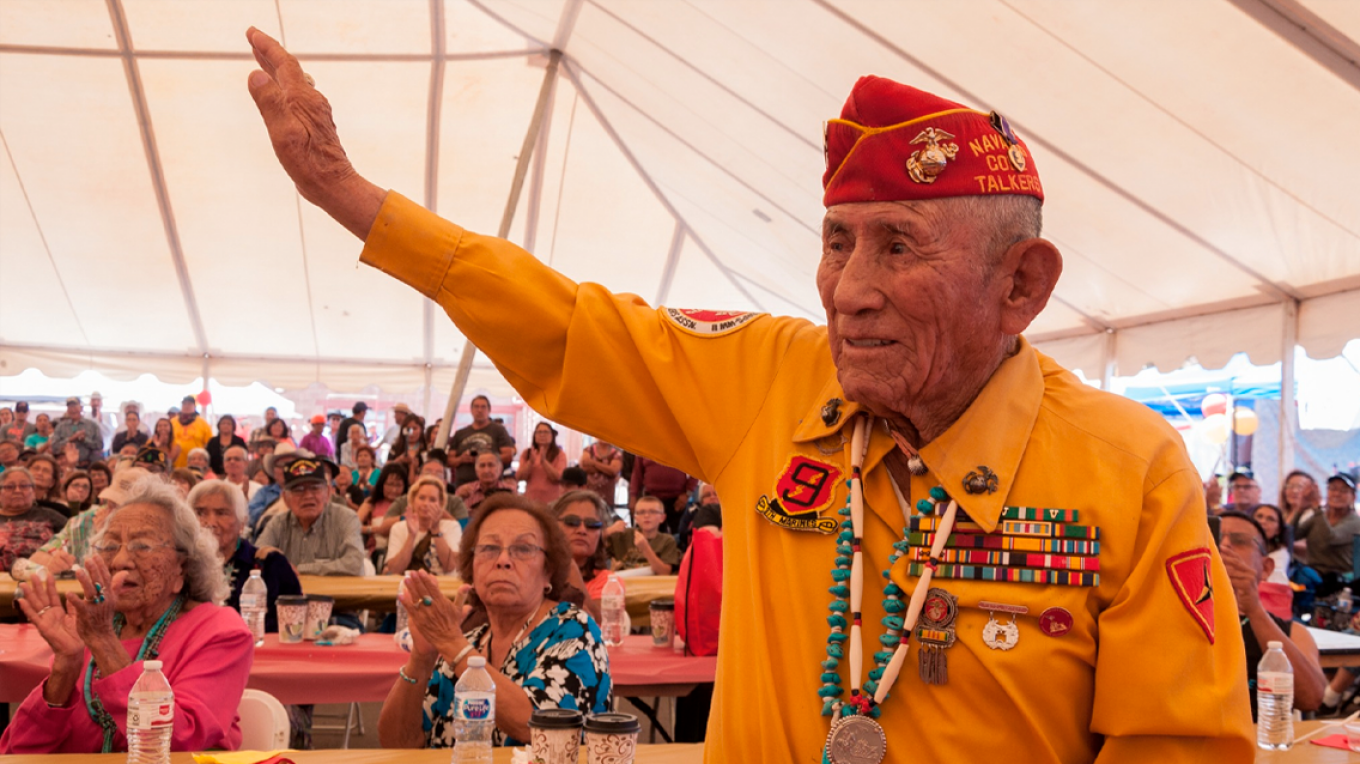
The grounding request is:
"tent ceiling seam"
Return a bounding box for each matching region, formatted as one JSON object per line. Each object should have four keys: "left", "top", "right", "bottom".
{"left": 273, "top": 0, "right": 287, "bottom": 47}
{"left": 654, "top": 222, "right": 685, "bottom": 306}
{"left": 0, "top": 44, "right": 540, "bottom": 62}
{"left": 464, "top": 0, "right": 551, "bottom": 50}
{"left": 545, "top": 90, "right": 581, "bottom": 269}
{"left": 422, "top": 0, "right": 447, "bottom": 370}
{"left": 585, "top": 0, "right": 818, "bottom": 151}
{"left": 0, "top": 342, "right": 505, "bottom": 370}
{"left": 574, "top": 65, "right": 818, "bottom": 237}
{"left": 1047, "top": 233, "right": 1173, "bottom": 313}
{"left": 812, "top": 0, "right": 1304, "bottom": 304}
{"left": 1229, "top": 0, "right": 1360, "bottom": 90}
{"left": 1047, "top": 293, "right": 1113, "bottom": 333}
{"left": 562, "top": 60, "right": 767, "bottom": 313}
{"left": 105, "top": 0, "right": 208, "bottom": 355}
{"left": 1000, "top": 0, "right": 1360, "bottom": 242}
{"left": 0, "top": 129, "right": 91, "bottom": 345}
{"left": 728, "top": 271, "right": 820, "bottom": 319}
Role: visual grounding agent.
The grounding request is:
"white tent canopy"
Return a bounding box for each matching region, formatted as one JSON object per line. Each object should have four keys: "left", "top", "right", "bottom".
{"left": 2, "top": 0, "right": 1358, "bottom": 399}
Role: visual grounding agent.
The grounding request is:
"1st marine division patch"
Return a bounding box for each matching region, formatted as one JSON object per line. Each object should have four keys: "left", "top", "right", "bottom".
{"left": 663, "top": 308, "right": 762, "bottom": 337}
{"left": 756, "top": 455, "right": 842, "bottom": 534}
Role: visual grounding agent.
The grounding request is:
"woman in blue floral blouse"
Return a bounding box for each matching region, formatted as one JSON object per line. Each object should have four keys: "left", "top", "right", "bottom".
{"left": 378, "top": 494, "right": 612, "bottom": 747}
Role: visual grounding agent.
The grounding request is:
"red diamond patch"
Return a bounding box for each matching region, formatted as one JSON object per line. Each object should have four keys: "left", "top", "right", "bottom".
{"left": 1166, "top": 548, "right": 1216, "bottom": 644}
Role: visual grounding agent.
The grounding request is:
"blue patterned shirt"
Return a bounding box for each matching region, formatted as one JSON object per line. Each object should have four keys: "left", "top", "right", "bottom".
{"left": 423, "top": 601, "right": 612, "bottom": 747}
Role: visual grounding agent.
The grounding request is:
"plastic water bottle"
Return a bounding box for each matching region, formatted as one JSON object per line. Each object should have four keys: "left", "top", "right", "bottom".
{"left": 1257, "top": 641, "right": 1294, "bottom": 751}
{"left": 601, "top": 574, "right": 627, "bottom": 646}
{"left": 1339, "top": 587, "right": 1353, "bottom": 614}
{"left": 452, "top": 655, "right": 495, "bottom": 763}
{"left": 395, "top": 578, "right": 412, "bottom": 650}
{"left": 127, "top": 659, "right": 173, "bottom": 764}
{"left": 239, "top": 570, "right": 267, "bottom": 646}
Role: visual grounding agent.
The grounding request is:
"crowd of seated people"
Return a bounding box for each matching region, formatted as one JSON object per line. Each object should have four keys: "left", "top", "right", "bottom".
{"left": 0, "top": 394, "right": 736, "bottom": 752}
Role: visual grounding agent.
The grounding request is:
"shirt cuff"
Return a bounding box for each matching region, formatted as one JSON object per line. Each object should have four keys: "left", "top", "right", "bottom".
{"left": 358, "top": 191, "right": 464, "bottom": 300}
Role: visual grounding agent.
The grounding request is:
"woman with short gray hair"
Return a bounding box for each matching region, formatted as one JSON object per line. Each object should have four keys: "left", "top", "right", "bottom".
{"left": 189, "top": 479, "right": 301, "bottom": 634}
{"left": 2, "top": 475, "right": 253, "bottom": 754}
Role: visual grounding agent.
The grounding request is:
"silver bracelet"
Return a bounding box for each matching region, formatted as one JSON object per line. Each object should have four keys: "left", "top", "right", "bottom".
{"left": 449, "top": 643, "right": 476, "bottom": 672}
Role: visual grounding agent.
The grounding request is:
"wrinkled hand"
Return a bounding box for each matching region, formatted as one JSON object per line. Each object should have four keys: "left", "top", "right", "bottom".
{"left": 401, "top": 572, "right": 471, "bottom": 655}
{"left": 244, "top": 27, "right": 380, "bottom": 237}
{"left": 16, "top": 571, "right": 85, "bottom": 659}
{"left": 47, "top": 549, "right": 78, "bottom": 573}
{"left": 70, "top": 557, "right": 119, "bottom": 646}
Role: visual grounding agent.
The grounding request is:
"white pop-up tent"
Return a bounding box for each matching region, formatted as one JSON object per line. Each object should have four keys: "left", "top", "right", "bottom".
{"left": 1, "top": 1, "right": 1358, "bottom": 413}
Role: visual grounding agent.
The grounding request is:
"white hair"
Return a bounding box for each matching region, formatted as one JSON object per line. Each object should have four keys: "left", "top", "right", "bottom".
{"left": 92, "top": 475, "right": 228, "bottom": 605}
{"left": 187, "top": 479, "right": 248, "bottom": 527}
{"left": 187, "top": 447, "right": 210, "bottom": 461}
{"left": 942, "top": 194, "right": 1043, "bottom": 264}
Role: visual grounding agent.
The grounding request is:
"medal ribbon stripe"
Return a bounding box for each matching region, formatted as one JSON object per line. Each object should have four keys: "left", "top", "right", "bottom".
{"left": 907, "top": 531, "right": 1099, "bottom": 555}
{"left": 906, "top": 547, "right": 1100, "bottom": 571}
{"left": 907, "top": 562, "right": 1100, "bottom": 587}
{"left": 910, "top": 517, "right": 1100, "bottom": 540}
{"left": 998, "top": 506, "right": 1079, "bottom": 523}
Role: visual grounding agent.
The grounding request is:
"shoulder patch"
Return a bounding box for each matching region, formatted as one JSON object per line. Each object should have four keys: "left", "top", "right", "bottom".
{"left": 1165, "top": 547, "right": 1216, "bottom": 644}
{"left": 663, "top": 308, "right": 762, "bottom": 337}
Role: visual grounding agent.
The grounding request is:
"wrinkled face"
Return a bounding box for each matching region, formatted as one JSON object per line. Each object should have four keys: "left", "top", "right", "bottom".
{"left": 472, "top": 509, "right": 550, "bottom": 611}
{"left": 634, "top": 498, "right": 665, "bottom": 533}
{"left": 698, "top": 484, "right": 719, "bottom": 506}
{"left": 475, "top": 453, "right": 501, "bottom": 485}
{"left": 470, "top": 398, "right": 491, "bottom": 425}
{"left": 817, "top": 200, "right": 1004, "bottom": 419}
{"left": 66, "top": 477, "right": 92, "bottom": 503}
{"left": 1229, "top": 478, "right": 1260, "bottom": 506}
{"left": 223, "top": 447, "right": 248, "bottom": 478}
{"left": 28, "top": 459, "right": 54, "bottom": 490}
{"left": 1218, "top": 516, "right": 1265, "bottom": 580}
{"left": 0, "top": 472, "right": 35, "bottom": 511}
{"left": 187, "top": 451, "right": 209, "bottom": 471}
{"left": 1328, "top": 481, "right": 1356, "bottom": 511}
{"left": 1253, "top": 506, "right": 1280, "bottom": 539}
{"left": 284, "top": 480, "right": 331, "bottom": 524}
{"left": 193, "top": 491, "right": 241, "bottom": 558}
{"left": 534, "top": 425, "right": 553, "bottom": 446}
{"left": 412, "top": 484, "right": 443, "bottom": 522}
{"left": 97, "top": 504, "right": 185, "bottom": 615}
{"left": 557, "top": 500, "right": 602, "bottom": 561}
{"left": 382, "top": 474, "right": 407, "bottom": 501}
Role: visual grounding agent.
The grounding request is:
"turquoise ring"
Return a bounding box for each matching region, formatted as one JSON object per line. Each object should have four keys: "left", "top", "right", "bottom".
{"left": 421, "top": 596, "right": 434, "bottom": 607}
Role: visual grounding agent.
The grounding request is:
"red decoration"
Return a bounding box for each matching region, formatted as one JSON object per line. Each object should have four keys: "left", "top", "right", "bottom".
{"left": 195, "top": 390, "right": 212, "bottom": 406}
{"left": 1200, "top": 393, "right": 1228, "bottom": 417}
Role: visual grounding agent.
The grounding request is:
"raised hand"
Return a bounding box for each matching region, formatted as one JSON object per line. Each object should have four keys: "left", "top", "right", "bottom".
{"left": 16, "top": 571, "right": 85, "bottom": 659}
{"left": 244, "top": 27, "right": 384, "bottom": 239}
{"left": 401, "top": 573, "right": 472, "bottom": 656}
{"left": 69, "top": 557, "right": 118, "bottom": 646}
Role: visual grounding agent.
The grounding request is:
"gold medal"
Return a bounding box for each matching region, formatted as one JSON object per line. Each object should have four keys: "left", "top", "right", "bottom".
{"left": 825, "top": 714, "right": 887, "bottom": 764}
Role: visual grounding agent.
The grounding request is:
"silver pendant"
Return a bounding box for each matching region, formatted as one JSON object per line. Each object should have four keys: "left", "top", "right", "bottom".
{"left": 825, "top": 714, "right": 887, "bottom": 764}
{"left": 982, "top": 612, "right": 1020, "bottom": 650}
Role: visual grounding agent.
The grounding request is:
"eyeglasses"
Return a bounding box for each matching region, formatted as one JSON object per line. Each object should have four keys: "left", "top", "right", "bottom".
{"left": 1219, "top": 532, "right": 1265, "bottom": 555}
{"left": 558, "top": 516, "right": 603, "bottom": 530}
{"left": 473, "top": 543, "right": 545, "bottom": 561}
{"left": 0, "top": 484, "right": 35, "bottom": 492}
{"left": 91, "top": 540, "right": 176, "bottom": 558}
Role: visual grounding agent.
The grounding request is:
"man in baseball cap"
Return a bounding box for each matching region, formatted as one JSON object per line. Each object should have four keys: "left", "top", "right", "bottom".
{"left": 254, "top": 453, "right": 362, "bottom": 577}
{"left": 299, "top": 414, "right": 335, "bottom": 460}
{"left": 251, "top": 26, "right": 1251, "bottom": 761}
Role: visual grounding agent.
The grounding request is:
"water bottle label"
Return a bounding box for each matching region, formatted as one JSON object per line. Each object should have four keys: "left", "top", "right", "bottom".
{"left": 456, "top": 696, "right": 492, "bottom": 720}
{"left": 1258, "top": 672, "right": 1293, "bottom": 694}
{"left": 239, "top": 593, "right": 262, "bottom": 610}
{"left": 128, "top": 692, "right": 174, "bottom": 730}
{"left": 602, "top": 595, "right": 624, "bottom": 610}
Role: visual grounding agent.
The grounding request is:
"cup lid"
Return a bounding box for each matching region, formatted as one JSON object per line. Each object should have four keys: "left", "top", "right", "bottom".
{"left": 306, "top": 594, "right": 335, "bottom": 603}
{"left": 276, "top": 595, "right": 308, "bottom": 605}
{"left": 584, "top": 712, "right": 641, "bottom": 734}
{"left": 529, "top": 708, "right": 584, "bottom": 729}
{"left": 649, "top": 598, "right": 675, "bottom": 610}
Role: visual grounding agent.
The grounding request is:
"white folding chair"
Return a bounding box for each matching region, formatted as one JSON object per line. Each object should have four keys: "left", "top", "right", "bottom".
{"left": 312, "top": 560, "right": 375, "bottom": 747}
{"left": 237, "top": 688, "right": 289, "bottom": 751}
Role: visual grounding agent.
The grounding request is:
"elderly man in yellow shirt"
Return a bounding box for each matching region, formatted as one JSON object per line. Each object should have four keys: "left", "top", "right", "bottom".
{"left": 245, "top": 28, "right": 1252, "bottom": 764}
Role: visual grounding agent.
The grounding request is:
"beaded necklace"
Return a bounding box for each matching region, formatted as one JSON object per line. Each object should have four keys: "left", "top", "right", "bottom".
{"left": 820, "top": 417, "right": 961, "bottom": 764}
{"left": 84, "top": 594, "right": 186, "bottom": 753}
{"left": 222, "top": 540, "right": 242, "bottom": 592}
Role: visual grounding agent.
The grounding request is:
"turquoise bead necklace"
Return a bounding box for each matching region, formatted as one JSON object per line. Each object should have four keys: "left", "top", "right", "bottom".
{"left": 84, "top": 594, "right": 186, "bottom": 753}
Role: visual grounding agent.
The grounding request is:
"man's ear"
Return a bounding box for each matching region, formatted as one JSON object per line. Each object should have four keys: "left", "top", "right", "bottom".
{"left": 1260, "top": 552, "right": 1275, "bottom": 582}
{"left": 996, "top": 238, "right": 1063, "bottom": 336}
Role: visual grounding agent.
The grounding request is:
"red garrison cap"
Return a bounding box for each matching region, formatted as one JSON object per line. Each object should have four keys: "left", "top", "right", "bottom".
{"left": 823, "top": 76, "right": 1043, "bottom": 207}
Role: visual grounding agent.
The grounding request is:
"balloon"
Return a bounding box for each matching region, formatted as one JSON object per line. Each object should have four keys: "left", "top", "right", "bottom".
{"left": 196, "top": 390, "right": 212, "bottom": 406}
{"left": 1233, "top": 407, "right": 1259, "bottom": 436}
{"left": 1201, "top": 413, "right": 1230, "bottom": 444}
{"left": 1200, "top": 393, "right": 1228, "bottom": 417}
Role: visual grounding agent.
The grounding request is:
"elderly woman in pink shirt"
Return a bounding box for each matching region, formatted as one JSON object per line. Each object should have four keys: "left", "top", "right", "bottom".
{"left": 1, "top": 475, "right": 252, "bottom": 754}
{"left": 515, "top": 423, "right": 567, "bottom": 506}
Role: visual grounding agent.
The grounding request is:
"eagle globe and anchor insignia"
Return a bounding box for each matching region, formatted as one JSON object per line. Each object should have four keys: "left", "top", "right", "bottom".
{"left": 905, "top": 127, "right": 959, "bottom": 184}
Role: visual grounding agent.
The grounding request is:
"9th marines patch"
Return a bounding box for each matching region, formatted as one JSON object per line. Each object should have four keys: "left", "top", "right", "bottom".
{"left": 756, "top": 455, "right": 843, "bottom": 534}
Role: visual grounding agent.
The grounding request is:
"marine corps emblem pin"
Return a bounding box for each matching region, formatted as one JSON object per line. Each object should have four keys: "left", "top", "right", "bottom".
{"left": 905, "top": 127, "right": 959, "bottom": 184}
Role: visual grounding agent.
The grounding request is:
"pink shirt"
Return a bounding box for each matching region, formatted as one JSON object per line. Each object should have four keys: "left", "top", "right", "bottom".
{"left": 0, "top": 603, "right": 253, "bottom": 754}
{"left": 516, "top": 448, "right": 567, "bottom": 505}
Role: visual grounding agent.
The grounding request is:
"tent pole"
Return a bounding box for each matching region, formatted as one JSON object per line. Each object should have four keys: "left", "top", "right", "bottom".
{"left": 1101, "top": 329, "right": 1117, "bottom": 390}
{"left": 433, "top": 49, "right": 564, "bottom": 450}
{"left": 1278, "top": 299, "right": 1299, "bottom": 486}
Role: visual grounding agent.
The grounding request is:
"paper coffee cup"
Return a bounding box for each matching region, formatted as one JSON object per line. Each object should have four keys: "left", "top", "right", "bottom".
{"left": 529, "top": 708, "right": 583, "bottom": 764}
{"left": 583, "top": 712, "right": 640, "bottom": 764}
{"left": 276, "top": 595, "right": 308, "bottom": 644}
{"left": 304, "top": 595, "right": 334, "bottom": 640}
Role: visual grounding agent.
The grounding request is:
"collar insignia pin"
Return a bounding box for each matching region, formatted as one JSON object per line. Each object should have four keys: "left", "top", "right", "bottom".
{"left": 963, "top": 466, "right": 998, "bottom": 495}
{"left": 821, "top": 398, "right": 843, "bottom": 427}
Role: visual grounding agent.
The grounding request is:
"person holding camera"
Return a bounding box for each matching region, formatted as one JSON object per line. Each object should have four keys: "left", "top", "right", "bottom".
{"left": 454, "top": 452, "right": 518, "bottom": 515}
{"left": 449, "top": 396, "right": 515, "bottom": 489}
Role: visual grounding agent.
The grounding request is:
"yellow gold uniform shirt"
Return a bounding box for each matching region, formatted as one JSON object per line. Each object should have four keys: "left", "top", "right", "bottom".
{"left": 360, "top": 191, "right": 1253, "bottom": 762}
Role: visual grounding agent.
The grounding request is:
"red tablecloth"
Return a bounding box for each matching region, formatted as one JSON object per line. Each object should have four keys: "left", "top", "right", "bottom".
{"left": 0, "top": 627, "right": 713, "bottom": 705}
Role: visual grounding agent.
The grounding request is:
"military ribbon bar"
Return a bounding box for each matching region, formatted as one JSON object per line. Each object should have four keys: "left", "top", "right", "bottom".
{"left": 999, "top": 506, "right": 1079, "bottom": 523}
{"left": 907, "top": 562, "right": 1100, "bottom": 588}
{"left": 907, "top": 547, "right": 1100, "bottom": 572}
{"left": 910, "top": 517, "right": 1100, "bottom": 540}
{"left": 907, "top": 532, "right": 1100, "bottom": 556}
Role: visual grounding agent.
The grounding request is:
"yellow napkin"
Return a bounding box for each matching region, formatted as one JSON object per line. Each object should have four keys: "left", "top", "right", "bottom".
{"left": 192, "top": 751, "right": 291, "bottom": 764}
